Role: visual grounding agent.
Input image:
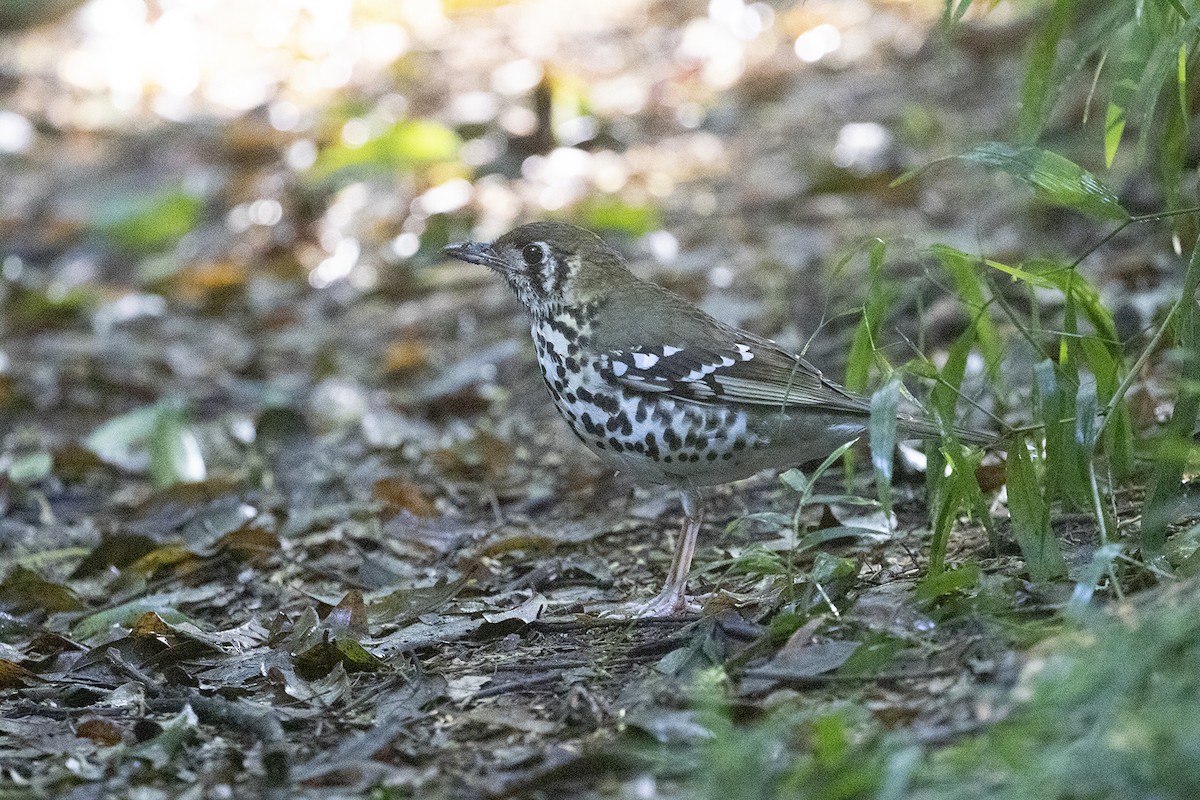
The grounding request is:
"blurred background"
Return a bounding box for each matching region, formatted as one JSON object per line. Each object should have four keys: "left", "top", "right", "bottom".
{"left": 0, "top": 0, "right": 1079, "bottom": 446}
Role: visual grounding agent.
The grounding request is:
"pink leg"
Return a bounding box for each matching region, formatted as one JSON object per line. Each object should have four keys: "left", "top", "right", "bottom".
{"left": 604, "top": 490, "right": 704, "bottom": 618}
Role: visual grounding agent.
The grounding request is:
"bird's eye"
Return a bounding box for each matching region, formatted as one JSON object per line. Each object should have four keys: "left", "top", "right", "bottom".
{"left": 521, "top": 243, "right": 545, "bottom": 268}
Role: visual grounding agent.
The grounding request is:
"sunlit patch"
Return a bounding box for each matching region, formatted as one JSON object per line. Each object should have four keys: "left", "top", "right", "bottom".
{"left": 286, "top": 140, "right": 319, "bottom": 170}
{"left": 794, "top": 23, "right": 841, "bottom": 63}
{"left": 644, "top": 230, "right": 679, "bottom": 264}
{"left": 709, "top": 265, "right": 734, "bottom": 289}
{"left": 341, "top": 118, "right": 372, "bottom": 147}
{"left": 707, "top": 0, "right": 772, "bottom": 41}
{"left": 391, "top": 232, "right": 420, "bottom": 259}
{"left": 414, "top": 179, "right": 473, "bottom": 216}
{"left": 0, "top": 111, "right": 34, "bottom": 153}
{"left": 2, "top": 256, "right": 23, "bottom": 281}
{"left": 492, "top": 58, "right": 543, "bottom": 96}
{"left": 832, "top": 122, "right": 892, "bottom": 172}
{"left": 310, "top": 237, "right": 360, "bottom": 288}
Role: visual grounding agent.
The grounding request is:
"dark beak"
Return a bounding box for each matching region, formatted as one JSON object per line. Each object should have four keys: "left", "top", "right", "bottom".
{"left": 444, "top": 241, "right": 507, "bottom": 272}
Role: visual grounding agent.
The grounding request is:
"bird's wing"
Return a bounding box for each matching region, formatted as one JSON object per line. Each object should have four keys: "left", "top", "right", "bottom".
{"left": 597, "top": 333, "right": 872, "bottom": 415}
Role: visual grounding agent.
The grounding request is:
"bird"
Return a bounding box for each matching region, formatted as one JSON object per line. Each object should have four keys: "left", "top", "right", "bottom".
{"left": 445, "top": 221, "right": 991, "bottom": 617}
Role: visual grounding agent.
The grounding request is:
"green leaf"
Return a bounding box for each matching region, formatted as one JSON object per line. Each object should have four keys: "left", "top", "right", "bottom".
{"left": 1006, "top": 438, "right": 1067, "bottom": 582}
{"left": 149, "top": 401, "right": 206, "bottom": 488}
{"left": 94, "top": 187, "right": 203, "bottom": 254}
{"left": 573, "top": 196, "right": 662, "bottom": 237}
{"left": 988, "top": 258, "right": 1120, "bottom": 344}
{"left": 916, "top": 563, "right": 980, "bottom": 601}
{"left": 5, "top": 452, "right": 52, "bottom": 485}
{"left": 86, "top": 400, "right": 205, "bottom": 487}
{"left": 310, "top": 119, "right": 461, "bottom": 182}
{"left": 0, "top": 565, "right": 85, "bottom": 613}
{"left": 1079, "top": 336, "right": 1134, "bottom": 480}
{"left": 958, "top": 142, "right": 1128, "bottom": 220}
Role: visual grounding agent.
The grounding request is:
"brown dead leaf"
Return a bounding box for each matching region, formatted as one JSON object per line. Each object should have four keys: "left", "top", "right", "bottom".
{"left": 431, "top": 429, "right": 513, "bottom": 482}
{"left": 169, "top": 261, "right": 248, "bottom": 305}
{"left": 373, "top": 476, "right": 437, "bottom": 517}
{"left": 131, "top": 611, "right": 175, "bottom": 639}
{"left": 129, "top": 543, "right": 201, "bottom": 579}
{"left": 53, "top": 443, "right": 108, "bottom": 483}
{"left": 0, "top": 658, "right": 37, "bottom": 689}
{"left": 72, "top": 533, "right": 160, "bottom": 578}
{"left": 76, "top": 718, "right": 123, "bottom": 746}
{"left": 217, "top": 525, "right": 281, "bottom": 564}
{"left": 975, "top": 458, "right": 1007, "bottom": 493}
{"left": 0, "top": 565, "right": 85, "bottom": 613}
{"left": 382, "top": 339, "right": 430, "bottom": 375}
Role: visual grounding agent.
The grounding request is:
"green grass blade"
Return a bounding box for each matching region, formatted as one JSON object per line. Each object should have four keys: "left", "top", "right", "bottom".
{"left": 844, "top": 239, "right": 890, "bottom": 395}
{"left": 1141, "top": 231, "right": 1200, "bottom": 554}
{"left": 1007, "top": 436, "right": 1067, "bottom": 582}
{"left": 958, "top": 143, "right": 1129, "bottom": 220}
{"left": 931, "top": 245, "right": 1002, "bottom": 375}
{"left": 1018, "top": 0, "right": 1077, "bottom": 142}
{"left": 1034, "top": 359, "right": 1089, "bottom": 509}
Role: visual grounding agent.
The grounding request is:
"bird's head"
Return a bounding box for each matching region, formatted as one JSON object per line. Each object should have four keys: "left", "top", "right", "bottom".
{"left": 445, "top": 221, "right": 630, "bottom": 317}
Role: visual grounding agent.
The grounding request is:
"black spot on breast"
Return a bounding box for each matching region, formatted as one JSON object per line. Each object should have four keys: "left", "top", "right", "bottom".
{"left": 608, "top": 437, "right": 622, "bottom": 451}
{"left": 635, "top": 402, "right": 648, "bottom": 424}
{"left": 663, "top": 455, "right": 673, "bottom": 463}
{"left": 706, "top": 452, "right": 717, "bottom": 461}
{"left": 595, "top": 439, "right": 606, "bottom": 449}
{"left": 593, "top": 393, "right": 619, "bottom": 413}
{"left": 722, "top": 453, "right": 733, "bottom": 460}
{"left": 577, "top": 388, "right": 594, "bottom": 404}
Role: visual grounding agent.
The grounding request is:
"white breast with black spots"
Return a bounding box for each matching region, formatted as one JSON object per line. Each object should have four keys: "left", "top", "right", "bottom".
{"left": 530, "top": 317, "right": 771, "bottom": 488}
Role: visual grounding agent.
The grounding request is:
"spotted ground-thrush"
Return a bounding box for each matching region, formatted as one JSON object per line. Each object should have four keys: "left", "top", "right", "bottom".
{"left": 446, "top": 221, "right": 990, "bottom": 616}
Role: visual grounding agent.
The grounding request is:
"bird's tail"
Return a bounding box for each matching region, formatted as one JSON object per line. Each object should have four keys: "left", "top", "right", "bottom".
{"left": 897, "top": 414, "right": 1002, "bottom": 449}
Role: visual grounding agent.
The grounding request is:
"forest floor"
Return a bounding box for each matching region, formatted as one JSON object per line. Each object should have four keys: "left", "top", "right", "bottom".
{"left": 0, "top": 2, "right": 1190, "bottom": 798}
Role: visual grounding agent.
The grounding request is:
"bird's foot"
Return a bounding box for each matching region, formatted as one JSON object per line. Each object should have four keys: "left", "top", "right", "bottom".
{"left": 598, "top": 588, "right": 703, "bottom": 619}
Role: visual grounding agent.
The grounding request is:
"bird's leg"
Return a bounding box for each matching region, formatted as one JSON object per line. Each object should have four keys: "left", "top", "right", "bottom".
{"left": 604, "top": 490, "right": 704, "bottom": 618}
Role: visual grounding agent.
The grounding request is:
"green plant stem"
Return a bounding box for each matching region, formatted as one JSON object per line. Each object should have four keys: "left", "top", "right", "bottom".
{"left": 1096, "top": 301, "right": 1178, "bottom": 439}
